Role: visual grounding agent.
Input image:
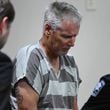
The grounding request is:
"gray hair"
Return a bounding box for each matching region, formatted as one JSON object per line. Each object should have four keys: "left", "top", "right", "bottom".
{"left": 43, "top": 1, "right": 82, "bottom": 30}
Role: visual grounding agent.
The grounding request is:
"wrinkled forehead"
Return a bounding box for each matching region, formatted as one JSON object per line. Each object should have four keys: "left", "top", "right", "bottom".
{"left": 57, "top": 19, "right": 80, "bottom": 34}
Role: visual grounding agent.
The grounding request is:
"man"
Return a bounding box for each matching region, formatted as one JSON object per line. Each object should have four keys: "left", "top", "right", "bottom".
{"left": 0, "top": 0, "right": 15, "bottom": 109}
{"left": 81, "top": 74, "right": 110, "bottom": 110}
{"left": 11, "top": 1, "right": 82, "bottom": 110}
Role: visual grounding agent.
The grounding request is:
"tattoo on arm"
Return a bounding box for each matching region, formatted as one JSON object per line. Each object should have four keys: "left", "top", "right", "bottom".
{"left": 15, "top": 87, "right": 23, "bottom": 105}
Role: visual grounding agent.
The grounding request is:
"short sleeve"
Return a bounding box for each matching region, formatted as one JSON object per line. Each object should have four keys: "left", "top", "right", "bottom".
{"left": 12, "top": 46, "right": 43, "bottom": 95}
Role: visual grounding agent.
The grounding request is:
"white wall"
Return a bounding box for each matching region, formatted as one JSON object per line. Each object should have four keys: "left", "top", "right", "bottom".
{"left": 3, "top": 0, "right": 110, "bottom": 109}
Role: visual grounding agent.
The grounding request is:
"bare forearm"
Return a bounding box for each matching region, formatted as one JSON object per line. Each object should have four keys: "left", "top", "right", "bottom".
{"left": 73, "top": 106, "right": 78, "bottom": 110}
{"left": 15, "top": 80, "right": 39, "bottom": 110}
{"left": 73, "top": 96, "right": 78, "bottom": 110}
{"left": 16, "top": 87, "right": 38, "bottom": 110}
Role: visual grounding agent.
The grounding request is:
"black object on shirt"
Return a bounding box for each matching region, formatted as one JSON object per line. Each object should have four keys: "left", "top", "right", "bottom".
{"left": 81, "top": 74, "right": 110, "bottom": 110}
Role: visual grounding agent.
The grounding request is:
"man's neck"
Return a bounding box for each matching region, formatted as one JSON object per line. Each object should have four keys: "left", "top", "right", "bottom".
{"left": 39, "top": 38, "right": 60, "bottom": 73}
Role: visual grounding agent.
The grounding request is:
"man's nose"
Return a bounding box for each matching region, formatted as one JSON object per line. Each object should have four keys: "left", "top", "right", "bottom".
{"left": 68, "top": 37, "right": 76, "bottom": 47}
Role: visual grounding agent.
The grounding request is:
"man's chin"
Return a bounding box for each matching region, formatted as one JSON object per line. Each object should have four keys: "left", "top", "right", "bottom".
{"left": 59, "top": 51, "right": 68, "bottom": 55}
{"left": 0, "top": 39, "right": 7, "bottom": 49}
{"left": 0, "top": 42, "right": 5, "bottom": 49}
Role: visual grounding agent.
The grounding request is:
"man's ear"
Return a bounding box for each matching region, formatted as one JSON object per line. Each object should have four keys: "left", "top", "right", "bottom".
{"left": 44, "top": 24, "right": 53, "bottom": 37}
{"left": 0, "top": 16, "right": 8, "bottom": 33}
